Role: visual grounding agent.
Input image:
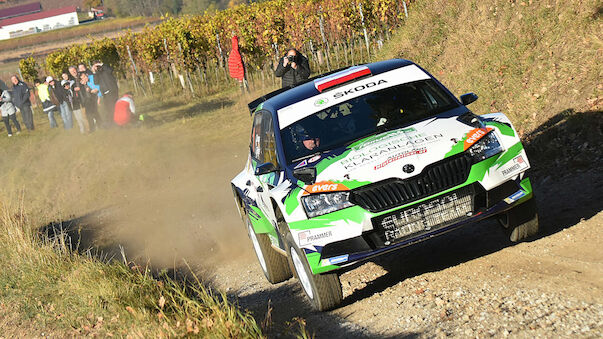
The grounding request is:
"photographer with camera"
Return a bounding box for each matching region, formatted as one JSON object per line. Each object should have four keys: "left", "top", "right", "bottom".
{"left": 274, "top": 48, "right": 311, "bottom": 88}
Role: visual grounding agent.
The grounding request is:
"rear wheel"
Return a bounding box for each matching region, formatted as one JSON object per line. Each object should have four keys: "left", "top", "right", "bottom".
{"left": 286, "top": 234, "right": 343, "bottom": 311}
{"left": 247, "top": 219, "right": 292, "bottom": 284}
{"left": 498, "top": 197, "right": 539, "bottom": 242}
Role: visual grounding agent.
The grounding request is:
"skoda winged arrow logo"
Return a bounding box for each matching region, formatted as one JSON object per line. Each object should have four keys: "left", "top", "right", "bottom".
{"left": 403, "top": 164, "right": 415, "bottom": 174}
{"left": 314, "top": 98, "right": 329, "bottom": 107}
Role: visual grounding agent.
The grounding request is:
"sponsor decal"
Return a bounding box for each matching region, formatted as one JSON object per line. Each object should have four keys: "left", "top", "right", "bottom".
{"left": 342, "top": 134, "right": 444, "bottom": 170}
{"left": 333, "top": 79, "right": 388, "bottom": 99}
{"left": 298, "top": 230, "right": 333, "bottom": 246}
{"left": 504, "top": 190, "right": 526, "bottom": 204}
{"left": 314, "top": 98, "right": 329, "bottom": 107}
{"left": 303, "top": 181, "right": 350, "bottom": 195}
{"left": 327, "top": 254, "right": 349, "bottom": 265}
{"left": 501, "top": 155, "right": 528, "bottom": 177}
{"left": 294, "top": 159, "right": 308, "bottom": 169}
{"left": 308, "top": 155, "right": 321, "bottom": 163}
{"left": 374, "top": 148, "right": 427, "bottom": 170}
{"left": 463, "top": 127, "right": 493, "bottom": 150}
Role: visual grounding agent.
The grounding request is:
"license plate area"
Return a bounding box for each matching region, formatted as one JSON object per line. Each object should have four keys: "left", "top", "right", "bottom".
{"left": 371, "top": 186, "right": 474, "bottom": 245}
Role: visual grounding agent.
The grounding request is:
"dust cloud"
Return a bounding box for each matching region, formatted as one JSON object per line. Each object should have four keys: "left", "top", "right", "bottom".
{"left": 0, "top": 101, "right": 256, "bottom": 274}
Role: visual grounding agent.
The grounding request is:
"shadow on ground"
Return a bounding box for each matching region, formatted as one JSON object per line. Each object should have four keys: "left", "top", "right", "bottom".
{"left": 140, "top": 97, "right": 236, "bottom": 127}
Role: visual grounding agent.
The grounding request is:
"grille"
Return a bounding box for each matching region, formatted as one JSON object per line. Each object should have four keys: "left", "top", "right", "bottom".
{"left": 350, "top": 154, "right": 472, "bottom": 212}
{"left": 371, "top": 186, "right": 474, "bottom": 244}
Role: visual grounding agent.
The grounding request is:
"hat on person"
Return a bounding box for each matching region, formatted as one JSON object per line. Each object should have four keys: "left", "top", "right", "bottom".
{"left": 61, "top": 80, "right": 69, "bottom": 86}
{"left": 46, "top": 76, "right": 53, "bottom": 83}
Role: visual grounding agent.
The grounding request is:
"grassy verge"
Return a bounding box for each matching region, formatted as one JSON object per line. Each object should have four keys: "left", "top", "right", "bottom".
{"left": 0, "top": 199, "right": 263, "bottom": 337}
{"left": 379, "top": 0, "right": 601, "bottom": 133}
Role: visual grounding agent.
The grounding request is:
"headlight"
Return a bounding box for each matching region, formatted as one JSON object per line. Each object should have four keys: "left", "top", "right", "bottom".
{"left": 468, "top": 131, "right": 503, "bottom": 163}
{"left": 301, "top": 192, "right": 354, "bottom": 218}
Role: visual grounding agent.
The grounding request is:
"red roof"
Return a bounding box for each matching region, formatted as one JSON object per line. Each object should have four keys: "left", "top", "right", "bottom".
{"left": 0, "top": 2, "right": 41, "bottom": 20}
{"left": 0, "top": 6, "right": 76, "bottom": 27}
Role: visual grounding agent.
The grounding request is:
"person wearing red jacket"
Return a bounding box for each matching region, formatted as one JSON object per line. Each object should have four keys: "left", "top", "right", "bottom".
{"left": 113, "top": 92, "right": 137, "bottom": 127}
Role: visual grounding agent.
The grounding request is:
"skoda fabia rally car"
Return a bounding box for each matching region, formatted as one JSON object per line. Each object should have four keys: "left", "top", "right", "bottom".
{"left": 231, "top": 59, "right": 538, "bottom": 311}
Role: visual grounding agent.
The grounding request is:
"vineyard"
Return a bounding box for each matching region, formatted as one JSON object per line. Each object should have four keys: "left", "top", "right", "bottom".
{"left": 21, "top": 0, "right": 412, "bottom": 94}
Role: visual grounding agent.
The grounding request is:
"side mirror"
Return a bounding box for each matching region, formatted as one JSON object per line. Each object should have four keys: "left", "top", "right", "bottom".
{"left": 460, "top": 92, "right": 478, "bottom": 106}
{"left": 293, "top": 167, "right": 316, "bottom": 185}
{"left": 255, "top": 162, "right": 277, "bottom": 176}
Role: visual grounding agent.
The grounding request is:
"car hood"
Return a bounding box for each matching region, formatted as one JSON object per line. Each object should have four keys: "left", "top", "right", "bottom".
{"left": 293, "top": 113, "right": 487, "bottom": 186}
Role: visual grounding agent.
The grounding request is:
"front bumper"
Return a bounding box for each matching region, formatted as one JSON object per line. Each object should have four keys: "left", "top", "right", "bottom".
{"left": 304, "top": 176, "right": 534, "bottom": 274}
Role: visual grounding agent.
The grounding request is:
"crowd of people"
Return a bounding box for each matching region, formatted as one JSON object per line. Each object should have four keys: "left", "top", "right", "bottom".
{"left": 0, "top": 61, "right": 141, "bottom": 137}
{"left": 1, "top": 49, "right": 310, "bottom": 137}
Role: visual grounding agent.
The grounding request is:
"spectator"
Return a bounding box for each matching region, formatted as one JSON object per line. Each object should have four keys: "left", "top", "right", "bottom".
{"left": 113, "top": 92, "right": 138, "bottom": 127}
{"left": 1, "top": 90, "right": 21, "bottom": 137}
{"left": 48, "top": 78, "right": 73, "bottom": 130}
{"left": 69, "top": 66, "right": 88, "bottom": 130}
{"left": 62, "top": 80, "right": 87, "bottom": 134}
{"left": 274, "top": 48, "right": 311, "bottom": 88}
{"left": 10, "top": 75, "right": 34, "bottom": 131}
{"left": 36, "top": 77, "right": 58, "bottom": 128}
{"left": 79, "top": 72, "right": 101, "bottom": 132}
{"left": 78, "top": 63, "right": 92, "bottom": 75}
{"left": 61, "top": 72, "right": 74, "bottom": 87}
{"left": 68, "top": 66, "right": 79, "bottom": 84}
{"left": 92, "top": 61, "right": 118, "bottom": 126}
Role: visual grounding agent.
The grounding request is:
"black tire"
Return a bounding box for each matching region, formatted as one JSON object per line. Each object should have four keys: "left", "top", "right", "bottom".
{"left": 498, "top": 197, "right": 539, "bottom": 242}
{"left": 246, "top": 218, "right": 292, "bottom": 284}
{"left": 285, "top": 234, "right": 343, "bottom": 311}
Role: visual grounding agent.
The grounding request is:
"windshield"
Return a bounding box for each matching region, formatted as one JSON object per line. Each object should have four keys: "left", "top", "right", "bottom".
{"left": 281, "top": 79, "right": 458, "bottom": 163}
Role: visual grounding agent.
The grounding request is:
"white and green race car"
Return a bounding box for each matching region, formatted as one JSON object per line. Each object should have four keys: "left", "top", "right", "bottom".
{"left": 231, "top": 59, "right": 538, "bottom": 311}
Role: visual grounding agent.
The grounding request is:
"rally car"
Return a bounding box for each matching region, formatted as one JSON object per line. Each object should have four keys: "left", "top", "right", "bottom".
{"left": 231, "top": 59, "right": 538, "bottom": 311}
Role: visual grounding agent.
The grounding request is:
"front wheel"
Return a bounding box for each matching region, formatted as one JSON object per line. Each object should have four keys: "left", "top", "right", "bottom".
{"left": 247, "top": 219, "right": 292, "bottom": 284}
{"left": 286, "top": 234, "right": 343, "bottom": 311}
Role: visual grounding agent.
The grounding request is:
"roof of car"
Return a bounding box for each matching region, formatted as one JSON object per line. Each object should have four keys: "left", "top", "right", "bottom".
{"left": 254, "top": 59, "right": 415, "bottom": 115}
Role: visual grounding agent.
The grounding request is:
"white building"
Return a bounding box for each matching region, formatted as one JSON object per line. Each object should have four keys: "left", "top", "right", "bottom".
{"left": 0, "top": 6, "right": 79, "bottom": 40}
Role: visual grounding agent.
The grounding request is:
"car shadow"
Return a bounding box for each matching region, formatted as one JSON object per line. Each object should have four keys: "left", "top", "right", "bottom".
{"left": 233, "top": 280, "right": 418, "bottom": 339}
{"left": 340, "top": 109, "right": 603, "bottom": 305}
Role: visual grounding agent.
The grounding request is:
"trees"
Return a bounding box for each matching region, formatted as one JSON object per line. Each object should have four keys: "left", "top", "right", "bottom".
{"left": 38, "top": 0, "right": 413, "bottom": 90}
{"left": 19, "top": 57, "right": 39, "bottom": 83}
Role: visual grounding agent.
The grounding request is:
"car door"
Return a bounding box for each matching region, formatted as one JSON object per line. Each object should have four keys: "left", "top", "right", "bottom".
{"left": 249, "top": 111, "right": 282, "bottom": 246}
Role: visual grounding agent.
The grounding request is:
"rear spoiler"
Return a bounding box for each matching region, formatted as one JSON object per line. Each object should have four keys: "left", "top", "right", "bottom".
{"left": 247, "top": 65, "right": 360, "bottom": 115}
{"left": 247, "top": 86, "right": 293, "bottom": 115}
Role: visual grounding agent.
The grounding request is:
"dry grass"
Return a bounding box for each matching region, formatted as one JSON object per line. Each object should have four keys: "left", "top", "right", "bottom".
{"left": 0, "top": 198, "right": 264, "bottom": 337}
{"left": 379, "top": 0, "right": 602, "bottom": 134}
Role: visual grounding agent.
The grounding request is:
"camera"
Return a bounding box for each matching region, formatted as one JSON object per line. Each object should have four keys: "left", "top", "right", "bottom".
{"left": 287, "top": 55, "right": 297, "bottom": 62}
